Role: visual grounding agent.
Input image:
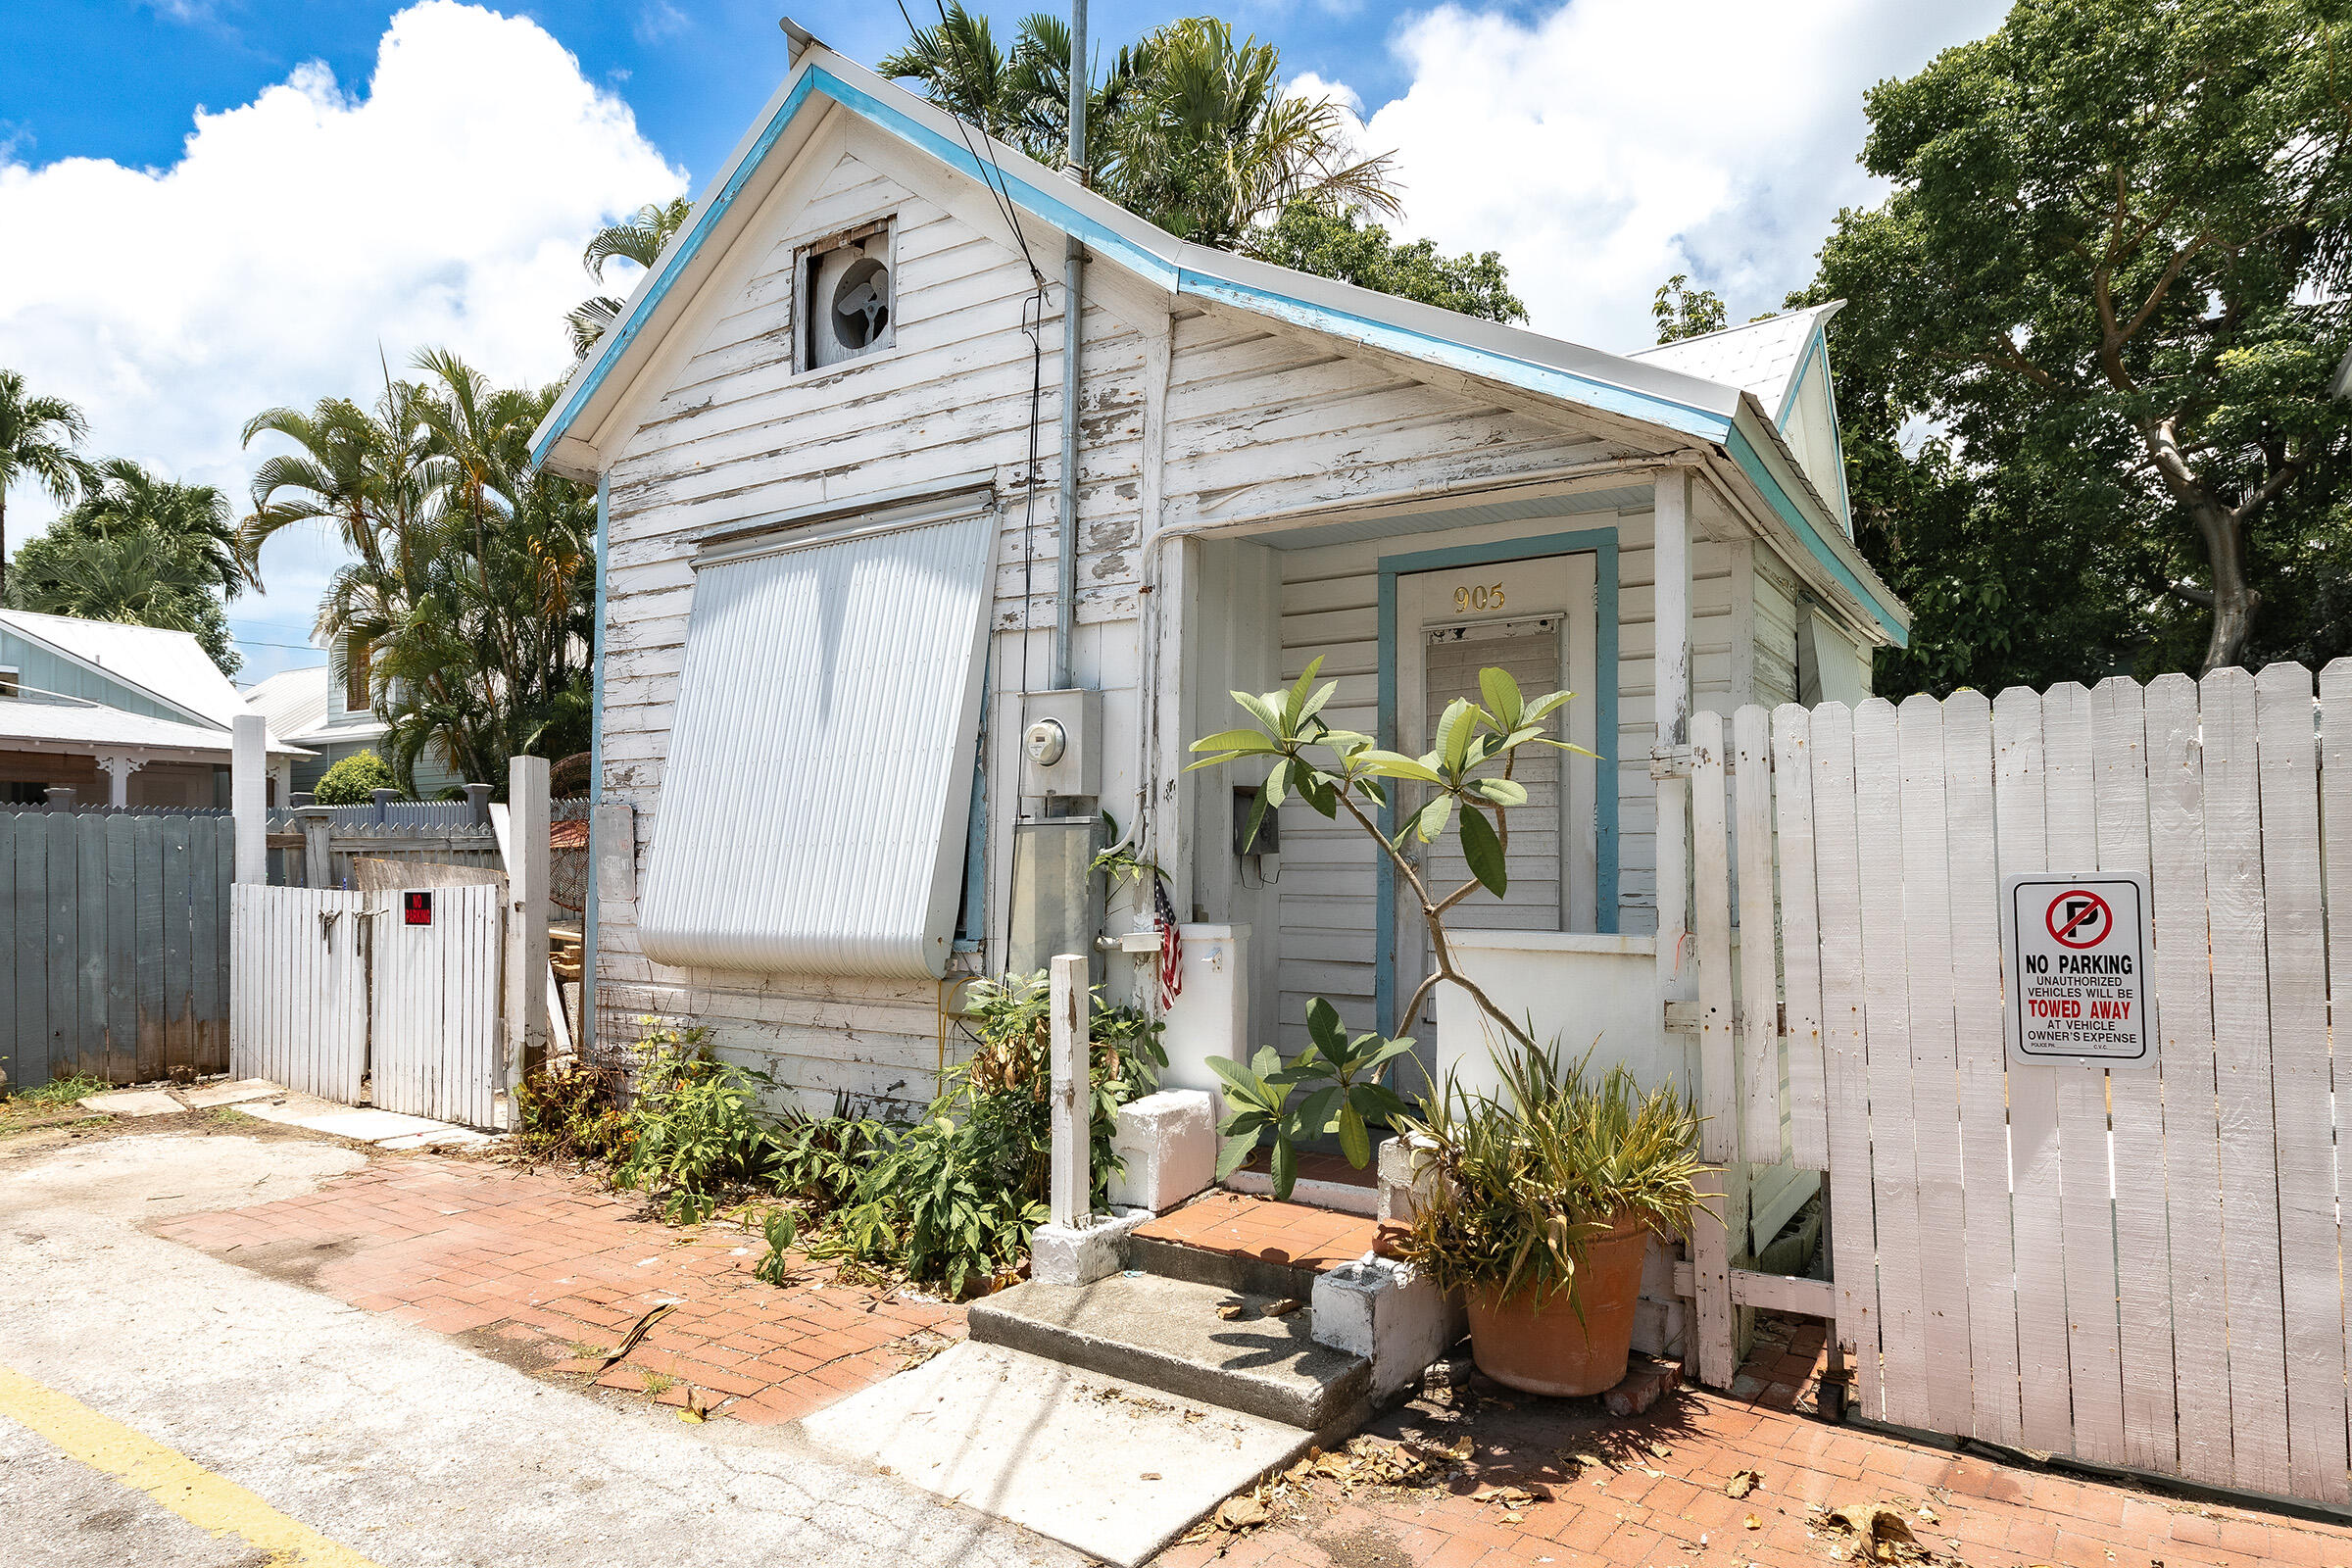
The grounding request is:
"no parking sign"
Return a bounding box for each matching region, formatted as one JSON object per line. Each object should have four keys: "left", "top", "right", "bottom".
{"left": 2001, "top": 872, "right": 2152, "bottom": 1068}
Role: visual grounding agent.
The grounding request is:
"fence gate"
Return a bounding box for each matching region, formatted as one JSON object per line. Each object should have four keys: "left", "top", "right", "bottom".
{"left": 1690, "top": 662, "right": 2352, "bottom": 1512}
{"left": 230, "top": 885, "right": 369, "bottom": 1102}
{"left": 370, "top": 882, "right": 503, "bottom": 1128}
{"left": 230, "top": 882, "right": 504, "bottom": 1129}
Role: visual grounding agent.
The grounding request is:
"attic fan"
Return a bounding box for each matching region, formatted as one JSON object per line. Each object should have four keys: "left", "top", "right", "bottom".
{"left": 802, "top": 221, "right": 896, "bottom": 369}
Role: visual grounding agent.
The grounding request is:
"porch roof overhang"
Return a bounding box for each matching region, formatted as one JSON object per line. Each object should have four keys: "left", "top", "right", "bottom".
{"left": 0, "top": 703, "right": 312, "bottom": 764}
{"left": 531, "top": 22, "right": 1907, "bottom": 650}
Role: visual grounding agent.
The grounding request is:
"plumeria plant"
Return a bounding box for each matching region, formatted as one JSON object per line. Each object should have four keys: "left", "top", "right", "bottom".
{"left": 1188, "top": 655, "right": 1593, "bottom": 1195}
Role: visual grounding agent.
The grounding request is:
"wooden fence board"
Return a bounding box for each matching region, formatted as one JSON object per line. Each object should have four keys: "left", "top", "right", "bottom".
{"left": 2197, "top": 667, "right": 2292, "bottom": 1493}
{"left": 1806, "top": 704, "right": 1880, "bottom": 1420}
{"left": 1689, "top": 710, "right": 1739, "bottom": 1390}
{"left": 2142, "top": 673, "right": 2232, "bottom": 1487}
{"left": 134, "top": 816, "right": 164, "bottom": 1083}
{"left": 162, "top": 816, "right": 192, "bottom": 1073}
{"left": 2320, "top": 660, "right": 2352, "bottom": 1482}
{"left": 105, "top": 816, "right": 136, "bottom": 1086}
{"left": 17, "top": 817, "right": 50, "bottom": 1090}
{"left": 1940, "top": 690, "right": 2022, "bottom": 1446}
{"left": 45, "top": 813, "right": 76, "bottom": 1087}
{"left": 1734, "top": 706, "right": 1783, "bottom": 1164}
{"left": 190, "top": 818, "right": 222, "bottom": 1072}
{"left": 2252, "top": 662, "right": 2346, "bottom": 1501}
{"left": 0, "top": 816, "right": 18, "bottom": 1088}
{"left": 2090, "top": 677, "right": 2180, "bottom": 1476}
{"left": 1770, "top": 706, "right": 1829, "bottom": 1173}
{"left": 1992, "top": 686, "right": 2074, "bottom": 1456}
{"left": 75, "top": 814, "right": 106, "bottom": 1083}
{"left": 1853, "top": 698, "right": 1928, "bottom": 1429}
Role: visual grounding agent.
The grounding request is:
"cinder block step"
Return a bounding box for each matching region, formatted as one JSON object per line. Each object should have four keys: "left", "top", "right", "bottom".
{"left": 967, "top": 1273, "right": 1371, "bottom": 1431}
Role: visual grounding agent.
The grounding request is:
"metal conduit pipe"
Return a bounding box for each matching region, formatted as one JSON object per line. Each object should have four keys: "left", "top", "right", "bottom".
{"left": 1053, "top": 0, "right": 1089, "bottom": 691}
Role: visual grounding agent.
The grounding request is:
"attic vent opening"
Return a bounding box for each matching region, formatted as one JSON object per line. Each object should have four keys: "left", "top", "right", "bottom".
{"left": 801, "top": 219, "right": 896, "bottom": 371}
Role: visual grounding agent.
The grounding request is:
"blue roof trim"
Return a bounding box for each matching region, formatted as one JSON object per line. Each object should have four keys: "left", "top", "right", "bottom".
{"left": 1179, "top": 276, "right": 1729, "bottom": 443}
{"left": 1727, "top": 422, "right": 1905, "bottom": 646}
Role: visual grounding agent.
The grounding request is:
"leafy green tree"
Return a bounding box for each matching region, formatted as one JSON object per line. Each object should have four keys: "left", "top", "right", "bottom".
{"left": 568, "top": 198, "right": 694, "bottom": 355}
{"left": 1804, "top": 0, "right": 2352, "bottom": 677}
{"left": 6, "top": 515, "right": 243, "bottom": 673}
{"left": 313, "top": 750, "right": 397, "bottom": 804}
{"left": 0, "top": 368, "right": 95, "bottom": 601}
{"left": 62, "top": 458, "right": 250, "bottom": 599}
{"left": 1651, "top": 275, "right": 1727, "bottom": 343}
{"left": 1254, "top": 203, "right": 1526, "bottom": 321}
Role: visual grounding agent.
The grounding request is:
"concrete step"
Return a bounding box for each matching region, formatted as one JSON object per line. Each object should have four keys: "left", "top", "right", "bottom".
{"left": 967, "top": 1272, "right": 1371, "bottom": 1432}
{"left": 1123, "top": 1230, "right": 1323, "bottom": 1300}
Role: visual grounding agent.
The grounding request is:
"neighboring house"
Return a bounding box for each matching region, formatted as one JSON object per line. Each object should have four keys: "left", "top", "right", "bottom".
{"left": 240, "top": 640, "right": 463, "bottom": 798}
{"left": 0, "top": 609, "right": 310, "bottom": 807}
{"left": 533, "top": 22, "right": 1907, "bottom": 1116}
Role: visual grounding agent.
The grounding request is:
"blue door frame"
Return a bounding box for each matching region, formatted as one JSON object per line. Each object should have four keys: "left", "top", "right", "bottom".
{"left": 1373, "top": 527, "right": 1621, "bottom": 1035}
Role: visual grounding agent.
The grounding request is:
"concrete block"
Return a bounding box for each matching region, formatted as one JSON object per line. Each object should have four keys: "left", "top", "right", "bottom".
{"left": 1029, "top": 1207, "right": 1152, "bottom": 1287}
{"left": 1107, "top": 1090, "right": 1214, "bottom": 1213}
{"left": 80, "top": 1090, "right": 183, "bottom": 1119}
{"left": 1375, "top": 1133, "right": 1439, "bottom": 1223}
{"left": 1632, "top": 1235, "right": 1688, "bottom": 1358}
{"left": 1310, "top": 1254, "right": 1464, "bottom": 1399}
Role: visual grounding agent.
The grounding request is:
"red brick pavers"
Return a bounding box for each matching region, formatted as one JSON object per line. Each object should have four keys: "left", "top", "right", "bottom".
{"left": 150, "top": 1154, "right": 961, "bottom": 1428}
{"left": 1151, "top": 1314, "right": 2352, "bottom": 1568}
{"left": 1139, "top": 1190, "right": 1380, "bottom": 1274}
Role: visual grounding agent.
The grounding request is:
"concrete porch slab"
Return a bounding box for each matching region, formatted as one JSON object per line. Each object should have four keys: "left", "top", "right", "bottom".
{"left": 77, "top": 1089, "right": 183, "bottom": 1118}
{"left": 231, "top": 1090, "right": 499, "bottom": 1150}
{"left": 178, "top": 1078, "right": 284, "bottom": 1108}
{"left": 801, "top": 1340, "right": 1311, "bottom": 1567}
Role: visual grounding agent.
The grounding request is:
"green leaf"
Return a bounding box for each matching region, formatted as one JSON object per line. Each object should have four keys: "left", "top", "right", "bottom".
{"left": 1435, "top": 698, "right": 1476, "bottom": 770}
{"left": 1525, "top": 690, "right": 1573, "bottom": 723}
{"left": 1304, "top": 997, "right": 1347, "bottom": 1054}
{"left": 1478, "top": 666, "right": 1525, "bottom": 729}
{"left": 1298, "top": 679, "right": 1338, "bottom": 725}
{"left": 1357, "top": 750, "right": 1445, "bottom": 783}
{"left": 1233, "top": 690, "right": 1283, "bottom": 733}
{"left": 1472, "top": 777, "right": 1529, "bottom": 808}
{"left": 1240, "top": 779, "right": 1273, "bottom": 853}
{"left": 1215, "top": 1131, "right": 1260, "bottom": 1182}
{"left": 1192, "top": 728, "right": 1278, "bottom": 755}
{"left": 1459, "top": 804, "right": 1508, "bottom": 896}
{"left": 1414, "top": 795, "right": 1454, "bottom": 843}
{"left": 1337, "top": 1102, "right": 1370, "bottom": 1168}
{"left": 1293, "top": 1084, "right": 1342, "bottom": 1138}
{"left": 1270, "top": 1135, "right": 1298, "bottom": 1200}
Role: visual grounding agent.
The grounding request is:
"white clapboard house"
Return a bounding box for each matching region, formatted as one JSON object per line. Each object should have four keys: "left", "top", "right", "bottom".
{"left": 533, "top": 16, "right": 1907, "bottom": 1208}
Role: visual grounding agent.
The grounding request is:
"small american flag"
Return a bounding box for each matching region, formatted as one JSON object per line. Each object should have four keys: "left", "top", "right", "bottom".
{"left": 1153, "top": 879, "right": 1184, "bottom": 1012}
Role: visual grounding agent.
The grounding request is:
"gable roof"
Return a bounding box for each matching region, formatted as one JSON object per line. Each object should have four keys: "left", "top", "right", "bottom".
{"left": 1628, "top": 302, "right": 1843, "bottom": 424}
{"left": 241, "top": 665, "right": 330, "bottom": 737}
{"left": 531, "top": 21, "right": 1904, "bottom": 644}
{"left": 0, "top": 609, "right": 297, "bottom": 745}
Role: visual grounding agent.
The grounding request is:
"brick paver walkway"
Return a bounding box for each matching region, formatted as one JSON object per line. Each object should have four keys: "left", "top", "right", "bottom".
{"left": 151, "top": 1153, "right": 961, "bottom": 1427}
{"left": 1139, "top": 1190, "right": 1381, "bottom": 1273}
{"left": 1155, "top": 1309, "right": 2351, "bottom": 1568}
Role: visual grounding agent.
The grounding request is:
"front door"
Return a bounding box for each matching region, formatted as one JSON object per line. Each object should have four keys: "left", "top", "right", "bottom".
{"left": 1392, "top": 555, "right": 1600, "bottom": 1057}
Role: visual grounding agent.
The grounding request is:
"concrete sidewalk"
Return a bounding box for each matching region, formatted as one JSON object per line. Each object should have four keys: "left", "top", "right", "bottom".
{"left": 0, "top": 1131, "right": 1079, "bottom": 1568}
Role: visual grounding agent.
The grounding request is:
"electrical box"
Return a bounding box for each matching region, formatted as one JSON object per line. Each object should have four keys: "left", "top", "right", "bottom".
{"left": 1020, "top": 688, "right": 1102, "bottom": 799}
{"left": 1233, "top": 785, "right": 1280, "bottom": 856}
{"left": 1008, "top": 815, "right": 1104, "bottom": 979}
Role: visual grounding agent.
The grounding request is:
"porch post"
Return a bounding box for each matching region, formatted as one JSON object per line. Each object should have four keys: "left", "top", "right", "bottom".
{"left": 1048, "top": 952, "right": 1090, "bottom": 1228}
{"left": 504, "top": 755, "right": 552, "bottom": 1122}
{"left": 1653, "top": 470, "right": 1692, "bottom": 997}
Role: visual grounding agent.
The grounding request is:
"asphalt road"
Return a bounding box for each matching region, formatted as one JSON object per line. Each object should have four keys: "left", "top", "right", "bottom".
{"left": 0, "top": 1126, "right": 1080, "bottom": 1568}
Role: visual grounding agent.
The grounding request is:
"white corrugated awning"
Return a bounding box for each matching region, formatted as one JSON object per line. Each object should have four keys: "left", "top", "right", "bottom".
{"left": 637, "top": 492, "right": 998, "bottom": 979}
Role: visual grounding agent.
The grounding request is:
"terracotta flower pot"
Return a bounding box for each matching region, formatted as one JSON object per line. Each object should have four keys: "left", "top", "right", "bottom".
{"left": 1463, "top": 1210, "right": 1650, "bottom": 1396}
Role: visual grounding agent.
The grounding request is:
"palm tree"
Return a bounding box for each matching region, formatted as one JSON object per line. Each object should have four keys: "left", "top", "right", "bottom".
{"left": 1104, "top": 19, "right": 1397, "bottom": 248}
{"left": 66, "top": 458, "right": 251, "bottom": 599}
{"left": 568, "top": 198, "right": 694, "bottom": 355}
{"left": 882, "top": 12, "right": 1397, "bottom": 249}
{"left": 0, "top": 368, "right": 96, "bottom": 600}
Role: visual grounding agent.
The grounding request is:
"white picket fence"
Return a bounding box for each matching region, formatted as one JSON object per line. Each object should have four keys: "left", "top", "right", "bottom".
{"left": 371, "top": 882, "right": 504, "bottom": 1128}
{"left": 1690, "top": 662, "right": 2352, "bottom": 1507}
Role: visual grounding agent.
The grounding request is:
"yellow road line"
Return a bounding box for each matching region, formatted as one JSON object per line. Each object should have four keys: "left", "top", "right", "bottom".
{"left": 0, "top": 1363, "right": 381, "bottom": 1568}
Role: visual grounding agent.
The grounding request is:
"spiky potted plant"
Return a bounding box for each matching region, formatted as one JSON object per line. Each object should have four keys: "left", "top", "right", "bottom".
{"left": 1390, "top": 1043, "right": 1709, "bottom": 1396}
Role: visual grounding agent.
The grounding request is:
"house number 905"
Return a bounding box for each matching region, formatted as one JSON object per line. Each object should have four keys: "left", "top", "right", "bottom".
{"left": 1454, "top": 582, "right": 1505, "bottom": 613}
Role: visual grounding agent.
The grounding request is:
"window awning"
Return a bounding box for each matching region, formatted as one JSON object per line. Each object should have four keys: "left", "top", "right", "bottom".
{"left": 637, "top": 496, "right": 998, "bottom": 980}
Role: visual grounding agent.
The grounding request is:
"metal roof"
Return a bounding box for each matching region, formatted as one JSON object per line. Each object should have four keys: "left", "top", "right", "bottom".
{"left": 1627, "top": 303, "right": 1844, "bottom": 424}
{"left": 237, "top": 663, "right": 391, "bottom": 747}
{"left": 0, "top": 696, "right": 309, "bottom": 759}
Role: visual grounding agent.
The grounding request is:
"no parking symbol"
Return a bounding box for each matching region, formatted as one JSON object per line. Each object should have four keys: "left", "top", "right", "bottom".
{"left": 2002, "top": 873, "right": 2152, "bottom": 1068}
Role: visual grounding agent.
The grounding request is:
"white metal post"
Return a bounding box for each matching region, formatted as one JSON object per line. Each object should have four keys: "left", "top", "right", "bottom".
{"left": 1049, "top": 952, "right": 1090, "bottom": 1228}
{"left": 503, "top": 756, "right": 552, "bottom": 1123}
{"left": 232, "top": 714, "right": 268, "bottom": 885}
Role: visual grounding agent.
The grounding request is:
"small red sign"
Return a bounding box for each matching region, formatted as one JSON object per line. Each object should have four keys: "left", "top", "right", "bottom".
{"left": 2044, "top": 888, "right": 2112, "bottom": 950}
{"left": 404, "top": 890, "right": 434, "bottom": 926}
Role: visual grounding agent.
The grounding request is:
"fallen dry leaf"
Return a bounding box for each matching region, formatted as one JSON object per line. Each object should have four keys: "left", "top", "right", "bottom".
{"left": 1500, "top": 1511, "right": 1526, "bottom": 1525}
{"left": 1262, "top": 1298, "right": 1303, "bottom": 1317}
{"left": 1470, "top": 1484, "right": 1537, "bottom": 1507}
{"left": 1650, "top": 1444, "right": 1673, "bottom": 1459}
{"left": 1141, "top": 1472, "right": 1160, "bottom": 1481}
{"left": 1744, "top": 1515, "right": 1761, "bottom": 1531}
{"left": 1822, "top": 1500, "right": 1920, "bottom": 1562}
{"left": 1726, "top": 1468, "right": 1762, "bottom": 1498}
{"left": 1916, "top": 1504, "right": 1939, "bottom": 1525}
{"left": 1215, "top": 1303, "right": 1246, "bottom": 1321}
{"left": 1215, "top": 1494, "right": 1269, "bottom": 1532}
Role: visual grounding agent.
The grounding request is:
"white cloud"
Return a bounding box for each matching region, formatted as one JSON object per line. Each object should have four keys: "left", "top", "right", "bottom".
{"left": 0, "top": 1, "right": 684, "bottom": 679}
{"left": 1327, "top": 0, "right": 2009, "bottom": 353}
{"left": 634, "top": 2, "right": 691, "bottom": 46}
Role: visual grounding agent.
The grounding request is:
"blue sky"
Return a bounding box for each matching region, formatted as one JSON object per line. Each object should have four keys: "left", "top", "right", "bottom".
{"left": 0, "top": 1, "right": 2005, "bottom": 684}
